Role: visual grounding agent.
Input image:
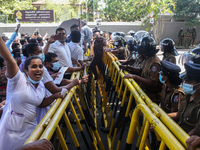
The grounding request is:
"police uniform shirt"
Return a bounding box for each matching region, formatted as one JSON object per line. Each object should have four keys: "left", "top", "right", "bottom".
{"left": 160, "top": 85, "right": 185, "bottom": 113}
{"left": 178, "top": 92, "right": 200, "bottom": 133}
{"left": 163, "top": 53, "right": 176, "bottom": 64}
{"left": 140, "top": 55, "right": 162, "bottom": 103}
{"left": 115, "top": 46, "right": 127, "bottom": 60}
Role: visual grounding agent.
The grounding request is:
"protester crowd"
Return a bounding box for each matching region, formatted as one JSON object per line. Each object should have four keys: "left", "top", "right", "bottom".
{"left": 0, "top": 18, "right": 199, "bottom": 150}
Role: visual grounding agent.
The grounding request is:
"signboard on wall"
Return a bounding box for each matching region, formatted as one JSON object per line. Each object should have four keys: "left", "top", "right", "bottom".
{"left": 14, "top": 10, "right": 54, "bottom": 22}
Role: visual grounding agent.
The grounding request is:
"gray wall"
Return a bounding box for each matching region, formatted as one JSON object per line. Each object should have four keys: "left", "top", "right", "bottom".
{"left": 0, "top": 21, "right": 199, "bottom": 45}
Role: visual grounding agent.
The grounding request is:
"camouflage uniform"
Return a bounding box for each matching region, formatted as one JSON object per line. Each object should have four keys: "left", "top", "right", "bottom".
{"left": 184, "top": 29, "right": 191, "bottom": 48}
{"left": 178, "top": 29, "right": 184, "bottom": 46}
{"left": 191, "top": 28, "right": 197, "bottom": 46}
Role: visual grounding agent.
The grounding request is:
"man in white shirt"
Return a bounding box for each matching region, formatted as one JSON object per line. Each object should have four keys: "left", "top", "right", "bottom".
{"left": 43, "top": 27, "right": 84, "bottom": 79}
{"left": 68, "top": 30, "right": 84, "bottom": 66}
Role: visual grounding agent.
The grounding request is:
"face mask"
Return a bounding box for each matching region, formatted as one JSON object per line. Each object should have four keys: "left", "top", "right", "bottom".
{"left": 182, "top": 83, "right": 196, "bottom": 95}
{"left": 132, "top": 54, "right": 136, "bottom": 60}
{"left": 51, "top": 62, "right": 60, "bottom": 71}
{"left": 159, "top": 74, "right": 165, "bottom": 84}
{"left": 114, "top": 42, "right": 118, "bottom": 46}
{"left": 136, "top": 53, "right": 139, "bottom": 59}
{"left": 38, "top": 53, "right": 45, "bottom": 62}
{"left": 28, "top": 75, "right": 43, "bottom": 84}
{"left": 21, "top": 54, "right": 24, "bottom": 59}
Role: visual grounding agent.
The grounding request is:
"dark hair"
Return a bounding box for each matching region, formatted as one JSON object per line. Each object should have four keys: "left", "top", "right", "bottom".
{"left": 12, "top": 48, "right": 21, "bottom": 58}
{"left": 21, "top": 33, "right": 25, "bottom": 37}
{"left": 37, "top": 37, "right": 43, "bottom": 43}
{"left": 71, "top": 30, "right": 81, "bottom": 43}
{"left": 11, "top": 42, "right": 20, "bottom": 51}
{"left": 0, "top": 56, "right": 5, "bottom": 68}
{"left": 22, "top": 44, "right": 28, "bottom": 57}
{"left": 70, "top": 24, "right": 79, "bottom": 30}
{"left": 56, "top": 27, "right": 66, "bottom": 34}
{"left": 26, "top": 43, "right": 39, "bottom": 57}
{"left": 24, "top": 36, "right": 30, "bottom": 43}
{"left": 29, "top": 38, "right": 38, "bottom": 44}
{"left": 20, "top": 38, "right": 27, "bottom": 46}
{"left": 45, "top": 52, "right": 58, "bottom": 63}
{"left": 24, "top": 56, "right": 42, "bottom": 71}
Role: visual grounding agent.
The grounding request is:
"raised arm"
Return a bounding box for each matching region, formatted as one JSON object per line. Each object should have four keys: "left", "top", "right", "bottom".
{"left": 43, "top": 35, "right": 55, "bottom": 54}
{"left": 0, "top": 37, "right": 19, "bottom": 78}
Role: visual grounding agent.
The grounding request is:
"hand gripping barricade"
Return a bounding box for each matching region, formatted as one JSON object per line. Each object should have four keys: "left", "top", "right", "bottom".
{"left": 24, "top": 69, "right": 105, "bottom": 150}
{"left": 96, "top": 49, "right": 198, "bottom": 150}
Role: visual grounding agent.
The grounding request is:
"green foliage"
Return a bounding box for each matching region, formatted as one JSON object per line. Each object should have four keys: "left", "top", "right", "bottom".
{"left": 81, "top": 0, "right": 98, "bottom": 21}
{"left": 41, "top": 0, "right": 78, "bottom": 22}
{"left": 174, "top": 0, "right": 200, "bottom": 27}
{"left": 0, "top": 0, "right": 34, "bottom": 23}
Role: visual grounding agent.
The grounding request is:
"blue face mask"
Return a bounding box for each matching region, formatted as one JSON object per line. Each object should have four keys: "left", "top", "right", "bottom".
{"left": 21, "top": 54, "right": 24, "bottom": 60}
{"left": 38, "top": 53, "right": 45, "bottom": 62}
{"left": 182, "top": 83, "right": 197, "bottom": 95}
{"left": 136, "top": 53, "right": 139, "bottom": 59}
{"left": 52, "top": 62, "right": 60, "bottom": 71}
{"left": 114, "top": 42, "right": 118, "bottom": 46}
{"left": 159, "top": 74, "right": 165, "bottom": 84}
{"left": 28, "top": 76, "right": 43, "bottom": 84}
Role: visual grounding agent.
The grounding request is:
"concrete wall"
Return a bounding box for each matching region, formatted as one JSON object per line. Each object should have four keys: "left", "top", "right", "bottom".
{"left": 0, "top": 20, "right": 199, "bottom": 45}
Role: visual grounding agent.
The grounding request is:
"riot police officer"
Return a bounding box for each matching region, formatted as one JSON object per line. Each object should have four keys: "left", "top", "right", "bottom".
{"left": 159, "top": 60, "right": 185, "bottom": 113}
{"left": 123, "top": 36, "right": 162, "bottom": 104}
{"left": 191, "top": 27, "right": 197, "bottom": 47}
{"left": 185, "top": 28, "right": 191, "bottom": 48}
{"left": 179, "top": 47, "right": 200, "bottom": 65}
{"left": 107, "top": 35, "right": 127, "bottom": 60}
{"left": 120, "top": 39, "right": 138, "bottom": 65}
{"left": 178, "top": 28, "right": 184, "bottom": 46}
{"left": 160, "top": 38, "right": 179, "bottom": 64}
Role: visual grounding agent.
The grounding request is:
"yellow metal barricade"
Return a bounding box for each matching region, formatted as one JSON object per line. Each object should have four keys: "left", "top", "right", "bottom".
{"left": 25, "top": 70, "right": 103, "bottom": 150}
{"left": 97, "top": 50, "right": 191, "bottom": 150}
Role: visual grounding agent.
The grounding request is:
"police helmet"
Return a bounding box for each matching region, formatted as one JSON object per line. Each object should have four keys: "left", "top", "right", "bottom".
{"left": 138, "top": 36, "right": 158, "bottom": 57}
{"left": 127, "top": 39, "right": 137, "bottom": 52}
{"left": 179, "top": 47, "right": 200, "bottom": 65}
{"left": 160, "top": 38, "right": 179, "bottom": 56}
{"left": 113, "top": 35, "right": 125, "bottom": 46}
{"left": 127, "top": 30, "right": 135, "bottom": 35}
{"left": 134, "top": 31, "right": 151, "bottom": 45}
{"left": 124, "top": 35, "right": 133, "bottom": 42}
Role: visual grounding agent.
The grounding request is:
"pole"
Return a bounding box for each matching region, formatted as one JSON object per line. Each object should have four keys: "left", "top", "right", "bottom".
{"left": 93, "top": 0, "right": 94, "bottom": 22}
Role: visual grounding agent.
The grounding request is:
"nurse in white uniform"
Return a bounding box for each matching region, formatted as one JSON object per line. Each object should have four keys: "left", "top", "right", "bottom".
{"left": 0, "top": 37, "right": 63, "bottom": 150}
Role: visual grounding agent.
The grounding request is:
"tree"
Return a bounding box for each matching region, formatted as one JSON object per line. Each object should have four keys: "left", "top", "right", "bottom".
{"left": 136, "top": 0, "right": 175, "bottom": 43}
{"left": 40, "top": 0, "right": 78, "bottom": 22}
{"left": 81, "top": 0, "right": 98, "bottom": 21}
{"left": 174, "top": 0, "right": 200, "bottom": 27}
{"left": 103, "top": 0, "right": 137, "bottom": 21}
{"left": 0, "top": 0, "right": 35, "bottom": 23}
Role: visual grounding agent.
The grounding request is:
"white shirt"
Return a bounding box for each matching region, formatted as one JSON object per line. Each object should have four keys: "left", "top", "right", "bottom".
{"left": 68, "top": 42, "right": 84, "bottom": 62}
{"left": 0, "top": 70, "right": 45, "bottom": 150}
{"left": 49, "top": 40, "right": 73, "bottom": 67}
